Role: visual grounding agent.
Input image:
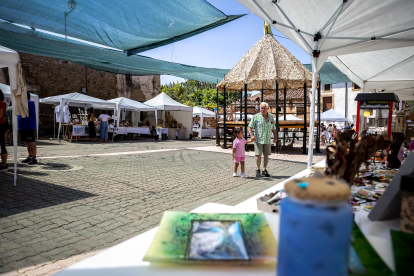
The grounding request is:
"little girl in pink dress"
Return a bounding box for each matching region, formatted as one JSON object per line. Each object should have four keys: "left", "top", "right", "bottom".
{"left": 232, "top": 128, "right": 253, "bottom": 178}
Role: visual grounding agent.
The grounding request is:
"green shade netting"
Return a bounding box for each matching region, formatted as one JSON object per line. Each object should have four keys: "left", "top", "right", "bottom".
{"left": 0, "top": 22, "right": 229, "bottom": 84}
{"left": 0, "top": 0, "right": 242, "bottom": 54}
{"left": 304, "top": 63, "right": 351, "bottom": 85}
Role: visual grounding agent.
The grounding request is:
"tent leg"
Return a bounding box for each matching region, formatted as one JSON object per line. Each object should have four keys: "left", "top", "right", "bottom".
{"left": 57, "top": 99, "right": 64, "bottom": 141}
{"left": 315, "top": 80, "right": 321, "bottom": 153}
{"left": 244, "top": 84, "right": 248, "bottom": 150}
{"left": 11, "top": 88, "right": 18, "bottom": 186}
{"left": 240, "top": 89, "right": 242, "bottom": 121}
{"left": 307, "top": 57, "right": 318, "bottom": 168}
{"left": 283, "top": 87, "right": 286, "bottom": 147}
{"left": 223, "top": 85, "right": 227, "bottom": 149}
{"left": 303, "top": 82, "right": 307, "bottom": 154}
{"left": 275, "top": 82, "right": 279, "bottom": 153}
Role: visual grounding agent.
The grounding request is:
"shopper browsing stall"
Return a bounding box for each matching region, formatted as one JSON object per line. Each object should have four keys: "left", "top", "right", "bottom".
{"left": 87, "top": 108, "right": 97, "bottom": 142}
{"left": 19, "top": 91, "right": 37, "bottom": 165}
{"left": 98, "top": 110, "right": 111, "bottom": 142}
{"left": 0, "top": 89, "right": 7, "bottom": 170}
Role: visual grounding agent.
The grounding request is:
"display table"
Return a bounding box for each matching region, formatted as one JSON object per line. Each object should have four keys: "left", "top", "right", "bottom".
{"left": 54, "top": 160, "right": 397, "bottom": 276}
{"left": 193, "top": 127, "right": 215, "bottom": 138}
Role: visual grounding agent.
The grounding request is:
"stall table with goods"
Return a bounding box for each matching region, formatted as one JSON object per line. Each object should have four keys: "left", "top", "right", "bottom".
{"left": 54, "top": 131, "right": 414, "bottom": 276}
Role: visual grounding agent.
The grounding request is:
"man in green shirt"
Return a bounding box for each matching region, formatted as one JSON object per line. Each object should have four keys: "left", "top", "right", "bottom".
{"left": 5, "top": 102, "right": 13, "bottom": 145}
{"left": 248, "top": 102, "right": 277, "bottom": 177}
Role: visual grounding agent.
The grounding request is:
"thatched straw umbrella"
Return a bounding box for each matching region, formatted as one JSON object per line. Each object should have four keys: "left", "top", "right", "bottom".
{"left": 216, "top": 23, "right": 320, "bottom": 152}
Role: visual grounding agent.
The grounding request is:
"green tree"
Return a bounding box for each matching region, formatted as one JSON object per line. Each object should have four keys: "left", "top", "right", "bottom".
{"left": 161, "top": 80, "right": 248, "bottom": 110}
{"left": 407, "top": 101, "right": 414, "bottom": 114}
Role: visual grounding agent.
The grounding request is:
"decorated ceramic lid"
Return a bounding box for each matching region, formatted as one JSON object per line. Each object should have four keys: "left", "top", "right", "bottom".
{"left": 284, "top": 178, "right": 351, "bottom": 202}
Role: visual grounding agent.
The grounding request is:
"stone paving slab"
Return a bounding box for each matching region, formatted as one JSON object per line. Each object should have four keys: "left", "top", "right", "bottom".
{"left": 0, "top": 140, "right": 311, "bottom": 276}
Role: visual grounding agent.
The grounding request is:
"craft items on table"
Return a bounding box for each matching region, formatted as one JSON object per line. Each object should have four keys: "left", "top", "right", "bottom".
{"left": 277, "top": 177, "right": 352, "bottom": 276}
{"left": 399, "top": 174, "right": 414, "bottom": 234}
{"left": 143, "top": 211, "right": 276, "bottom": 263}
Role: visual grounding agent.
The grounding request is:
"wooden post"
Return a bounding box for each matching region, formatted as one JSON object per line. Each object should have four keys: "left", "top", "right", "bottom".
{"left": 283, "top": 87, "right": 287, "bottom": 147}
{"left": 216, "top": 87, "right": 220, "bottom": 146}
{"left": 240, "top": 89, "right": 243, "bottom": 121}
{"left": 244, "top": 84, "right": 248, "bottom": 143}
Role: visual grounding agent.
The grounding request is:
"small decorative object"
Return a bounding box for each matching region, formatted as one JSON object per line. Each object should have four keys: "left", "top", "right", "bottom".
{"left": 400, "top": 175, "right": 414, "bottom": 234}
{"left": 144, "top": 211, "right": 276, "bottom": 263}
{"left": 325, "top": 131, "right": 391, "bottom": 184}
{"left": 277, "top": 177, "right": 352, "bottom": 276}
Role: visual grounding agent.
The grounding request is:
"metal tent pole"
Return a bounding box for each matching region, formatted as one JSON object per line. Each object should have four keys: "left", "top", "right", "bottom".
{"left": 261, "top": 86, "right": 264, "bottom": 102}
{"left": 315, "top": 79, "right": 322, "bottom": 153}
{"left": 216, "top": 86, "right": 220, "bottom": 146}
{"left": 307, "top": 57, "right": 318, "bottom": 167}
{"left": 303, "top": 82, "right": 307, "bottom": 154}
{"left": 244, "top": 84, "right": 248, "bottom": 145}
{"left": 283, "top": 87, "right": 287, "bottom": 147}
{"left": 276, "top": 82, "right": 279, "bottom": 153}
{"left": 223, "top": 85, "right": 227, "bottom": 149}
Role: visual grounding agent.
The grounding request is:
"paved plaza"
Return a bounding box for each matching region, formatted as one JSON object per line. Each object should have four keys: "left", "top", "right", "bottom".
{"left": 0, "top": 139, "right": 325, "bottom": 276}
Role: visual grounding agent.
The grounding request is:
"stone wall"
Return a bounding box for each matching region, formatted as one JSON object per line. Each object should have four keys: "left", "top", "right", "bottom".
{"left": 0, "top": 53, "right": 161, "bottom": 136}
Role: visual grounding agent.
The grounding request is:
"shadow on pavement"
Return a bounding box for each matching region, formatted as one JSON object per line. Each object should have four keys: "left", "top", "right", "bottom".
{"left": 0, "top": 172, "right": 96, "bottom": 218}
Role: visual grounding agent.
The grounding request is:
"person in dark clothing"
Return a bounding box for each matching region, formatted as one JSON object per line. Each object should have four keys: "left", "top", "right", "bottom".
{"left": 87, "top": 108, "right": 97, "bottom": 142}
{"left": 0, "top": 89, "right": 8, "bottom": 170}
{"left": 18, "top": 91, "right": 37, "bottom": 165}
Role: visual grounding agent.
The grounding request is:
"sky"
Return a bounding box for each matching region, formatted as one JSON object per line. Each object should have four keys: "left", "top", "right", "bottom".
{"left": 141, "top": 0, "right": 311, "bottom": 85}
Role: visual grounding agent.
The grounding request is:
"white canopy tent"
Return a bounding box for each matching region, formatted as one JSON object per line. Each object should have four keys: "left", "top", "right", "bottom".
{"left": 0, "top": 83, "right": 39, "bottom": 140}
{"left": 0, "top": 45, "right": 26, "bottom": 186}
{"left": 278, "top": 114, "right": 301, "bottom": 121}
{"left": 40, "top": 93, "right": 118, "bottom": 141}
{"left": 144, "top": 92, "right": 193, "bottom": 138}
{"left": 193, "top": 106, "right": 216, "bottom": 138}
{"left": 237, "top": 0, "right": 414, "bottom": 167}
{"left": 320, "top": 108, "right": 350, "bottom": 122}
{"left": 329, "top": 46, "right": 414, "bottom": 101}
{"left": 107, "top": 97, "right": 158, "bottom": 128}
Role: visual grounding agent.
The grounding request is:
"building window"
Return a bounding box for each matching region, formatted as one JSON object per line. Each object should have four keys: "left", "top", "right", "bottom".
{"left": 296, "top": 106, "right": 304, "bottom": 115}
{"left": 324, "top": 84, "right": 332, "bottom": 92}
{"left": 323, "top": 96, "right": 332, "bottom": 112}
{"left": 126, "top": 74, "right": 132, "bottom": 81}
{"left": 352, "top": 83, "right": 361, "bottom": 91}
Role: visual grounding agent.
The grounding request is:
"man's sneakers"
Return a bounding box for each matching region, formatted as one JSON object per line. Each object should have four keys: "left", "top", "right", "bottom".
{"left": 233, "top": 172, "right": 237, "bottom": 177}
{"left": 21, "top": 156, "right": 38, "bottom": 165}
{"left": 28, "top": 158, "right": 38, "bottom": 165}
{"left": 262, "top": 169, "right": 271, "bottom": 177}
{"left": 21, "top": 156, "right": 32, "bottom": 163}
{"left": 256, "top": 169, "right": 271, "bottom": 177}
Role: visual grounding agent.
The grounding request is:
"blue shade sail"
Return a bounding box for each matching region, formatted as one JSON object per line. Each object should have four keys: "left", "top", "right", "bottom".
{"left": 304, "top": 63, "right": 351, "bottom": 85}
{"left": 0, "top": 0, "right": 243, "bottom": 53}
{"left": 0, "top": 22, "right": 229, "bottom": 83}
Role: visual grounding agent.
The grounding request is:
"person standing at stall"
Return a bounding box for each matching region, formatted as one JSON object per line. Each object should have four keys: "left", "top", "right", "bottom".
{"left": 87, "top": 108, "right": 97, "bottom": 142}
{"left": 98, "top": 110, "right": 111, "bottom": 142}
{"left": 19, "top": 91, "right": 37, "bottom": 165}
{"left": 0, "top": 89, "right": 8, "bottom": 170}
{"left": 248, "top": 102, "right": 277, "bottom": 178}
{"left": 5, "top": 102, "right": 12, "bottom": 145}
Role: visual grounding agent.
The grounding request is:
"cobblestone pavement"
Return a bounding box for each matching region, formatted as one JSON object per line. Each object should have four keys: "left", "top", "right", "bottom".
{"left": 0, "top": 139, "right": 322, "bottom": 276}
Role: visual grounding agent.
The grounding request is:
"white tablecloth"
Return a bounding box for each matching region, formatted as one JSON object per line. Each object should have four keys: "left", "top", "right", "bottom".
{"left": 116, "top": 127, "right": 151, "bottom": 135}
{"left": 54, "top": 159, "right": 398, "bottom": 276}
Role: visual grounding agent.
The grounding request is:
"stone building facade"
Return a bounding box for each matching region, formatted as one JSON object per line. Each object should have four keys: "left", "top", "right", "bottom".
{"left": 0, "top": 53, "right": 160, "bottom": 135}
{"left": 0, "top": 53, "right": 160, "bottom": 101}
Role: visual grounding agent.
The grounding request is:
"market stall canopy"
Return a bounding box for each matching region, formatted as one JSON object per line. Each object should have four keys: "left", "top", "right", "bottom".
{"left": 279, "top": 115, "right": 301, "bottom": 121}
{"left": 329, "top": 46, "right": 414, "bottom": 100}
{"left": 0, "top": 23, "right": 230, "bottom": 84}
{"left": 320, "top": 109, "right": 350, "bottom": 122}
{"left": 238, "top": 0, "right": 414, "bottom": 72}
{"left": 304, "top": 62, "right": 350, "bottom": 85}
{"left": 193, "top": 106, "right": 216, "bottom": 117}
{"left": 40, "top": 92, "right": 116, "bottom": 109}
{"left": 0, "top": 0, "right": 243, "bottom": 55}
{"left": 0, "top": 83, "right": 39, "bottom": 103}
{"left": 107, "top": 97, "right": 157, "bottom": 111}
{"left": 144, "top": 92, "right": 192, "bottom": 112}
{"left": 217, "top": 33, "right": 314, "bottom": 91}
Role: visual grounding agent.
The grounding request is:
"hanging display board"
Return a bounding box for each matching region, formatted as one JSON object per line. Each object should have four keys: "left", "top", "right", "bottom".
{"left": 360, "top": 100, "right": 390, "bottom": 109}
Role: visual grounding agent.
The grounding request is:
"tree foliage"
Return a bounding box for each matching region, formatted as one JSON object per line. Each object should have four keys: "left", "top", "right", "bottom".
{"left": 407, "top": 101, "right": 414, "bottom": 114}
{"left": 161, "top": 80, "right": 248, "bottom": 110}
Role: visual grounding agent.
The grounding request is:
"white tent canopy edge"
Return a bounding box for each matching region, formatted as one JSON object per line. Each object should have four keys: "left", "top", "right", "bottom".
{"left": 237, "top": 0, "right": 414, "bottom": 167}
